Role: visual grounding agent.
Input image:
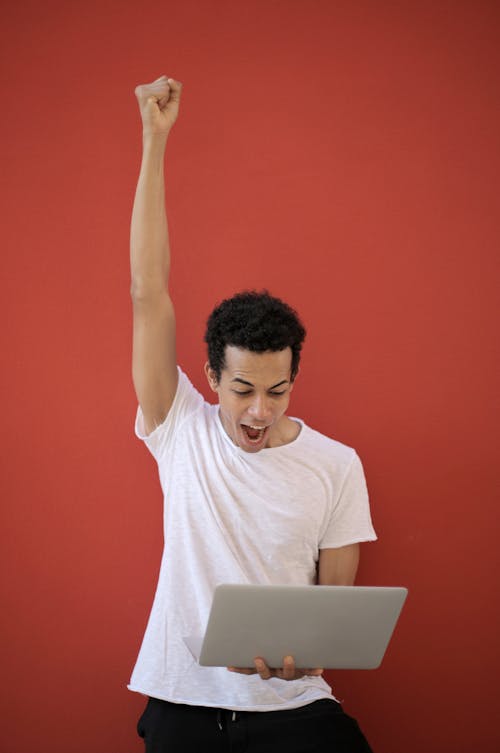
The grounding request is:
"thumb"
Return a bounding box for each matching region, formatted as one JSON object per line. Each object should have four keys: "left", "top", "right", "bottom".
{"left": 145, "top": 95, "right": 159, "bottom": 109}
{"left": 143, "top": 95, "right": 164, "bottom": 115}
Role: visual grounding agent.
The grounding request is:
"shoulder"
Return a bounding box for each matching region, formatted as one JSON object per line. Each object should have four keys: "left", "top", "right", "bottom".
{"left": 135, "top": 366, "right": 211, "bottom": 458}
{"left": 298, "top": 421, "right": 357, "bottom": 466}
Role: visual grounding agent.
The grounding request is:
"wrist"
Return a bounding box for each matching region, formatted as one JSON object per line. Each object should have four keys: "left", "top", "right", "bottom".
{"left": 142, "top": 130, "right": 169, "bottom": 151}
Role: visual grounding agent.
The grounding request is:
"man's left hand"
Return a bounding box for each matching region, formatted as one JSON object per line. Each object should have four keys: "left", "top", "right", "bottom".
{"left": 228, "top": 655, "right": 324, "bottom": 681}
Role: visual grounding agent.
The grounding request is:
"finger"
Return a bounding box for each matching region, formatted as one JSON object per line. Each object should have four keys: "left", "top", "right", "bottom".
{"left": 227, "top": 667, "right": 257, "bottom": 675}
{"left": 135, "top": 79, "right": 170, "bottom": 104}
{"left": 254, "top": 657, "right": 273, "bottom": 680}
{"left": 147, "top": 80, "right": 181, "bottom": 111}
{"left": 282, "top": 655, "right": 296, "bottom": 681}
{"left": 157, "top": 93, "right": 170, "bottom": 109}
{"left": 166, "top": 79, "right": 183, "bottom": 105}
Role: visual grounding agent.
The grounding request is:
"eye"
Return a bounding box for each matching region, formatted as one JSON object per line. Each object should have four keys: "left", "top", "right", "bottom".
{"left": 269, "top": 391, "right": 286, "bottom": 396}
{"left": 232, "top": 390, "right": 252, "bottom": 396}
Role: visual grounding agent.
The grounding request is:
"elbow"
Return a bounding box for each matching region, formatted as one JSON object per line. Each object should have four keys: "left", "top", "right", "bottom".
{"left": 130, "top": 276, "right": 167, "bottom": 303}
{"left": 130, "top": 278, "right": 143, "bottom": 301}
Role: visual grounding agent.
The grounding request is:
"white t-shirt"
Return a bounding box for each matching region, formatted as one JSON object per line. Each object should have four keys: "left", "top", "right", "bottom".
{"left": 128, "top": 367, "right": 377, "bottom": 711}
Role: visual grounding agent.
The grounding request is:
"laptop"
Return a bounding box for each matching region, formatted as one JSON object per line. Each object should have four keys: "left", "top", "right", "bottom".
{"left": 183, "top": 583, "right": 408, "bottom": 670}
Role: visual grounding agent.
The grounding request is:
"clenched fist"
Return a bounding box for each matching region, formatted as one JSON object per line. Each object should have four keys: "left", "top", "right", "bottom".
{"left": 134, "top": 75, "right": 183, "bottom": 136}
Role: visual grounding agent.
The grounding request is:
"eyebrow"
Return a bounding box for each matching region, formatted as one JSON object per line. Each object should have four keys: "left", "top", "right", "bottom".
{"left": 231, "top": 378, "right": 289, "bottom": 389}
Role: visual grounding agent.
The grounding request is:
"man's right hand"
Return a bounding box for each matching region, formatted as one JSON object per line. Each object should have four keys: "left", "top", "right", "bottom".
{"left": 134, "top": 75, "right": 183, "bottom": 137}
{"left": 130, "top": 74, "right": 181, "bottom": 435}
{"left": 228, "top": 655, "right": 324, "bottom": 682}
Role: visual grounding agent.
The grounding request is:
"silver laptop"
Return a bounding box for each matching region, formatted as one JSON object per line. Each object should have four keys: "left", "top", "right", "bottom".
{"left": 184, "top": 584, "right": 408, "bottom": 670}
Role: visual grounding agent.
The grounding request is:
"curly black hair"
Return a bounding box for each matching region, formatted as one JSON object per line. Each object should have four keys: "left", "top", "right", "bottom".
{"left": 204, "top": 290, "right": 306, "bottom": 382}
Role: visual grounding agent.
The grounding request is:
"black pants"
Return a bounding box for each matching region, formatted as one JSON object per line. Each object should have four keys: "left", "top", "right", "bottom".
{"left": 137, "top": 697, "right": 374, "bottom": 752}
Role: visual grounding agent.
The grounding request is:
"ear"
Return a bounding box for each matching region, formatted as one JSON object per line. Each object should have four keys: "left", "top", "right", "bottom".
{"left": 204, "top": 361, "right": 219, "bottom": 392}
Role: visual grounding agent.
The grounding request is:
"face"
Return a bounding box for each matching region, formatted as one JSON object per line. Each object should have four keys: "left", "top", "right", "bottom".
{"left": 205, "top": 345, "right": 295, "bottom": 453}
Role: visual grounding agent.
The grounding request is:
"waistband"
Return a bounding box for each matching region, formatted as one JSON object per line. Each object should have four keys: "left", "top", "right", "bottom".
{"left": 214, "top": 698, "right": 341, "bottom": 731}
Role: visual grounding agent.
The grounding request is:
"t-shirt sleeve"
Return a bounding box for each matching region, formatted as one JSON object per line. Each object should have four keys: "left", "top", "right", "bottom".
{"left": 134, "top": 366, "right": 205, "bottom": 461}
{"left": 319, "top": 451, "right": 377, "bottom": 549}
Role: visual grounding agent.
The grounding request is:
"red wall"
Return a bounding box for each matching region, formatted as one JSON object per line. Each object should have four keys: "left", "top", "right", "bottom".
{"left": 1, "top": 1, "right": 499, "bottom": 751}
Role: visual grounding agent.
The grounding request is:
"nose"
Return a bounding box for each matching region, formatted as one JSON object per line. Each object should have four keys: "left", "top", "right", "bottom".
{"left": 247, "top": 394, "right": 272, "bottom": 423}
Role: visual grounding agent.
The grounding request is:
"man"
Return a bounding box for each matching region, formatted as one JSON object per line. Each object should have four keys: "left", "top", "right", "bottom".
{"left": 129, "top": 74, "right": 377, "bottom": 752}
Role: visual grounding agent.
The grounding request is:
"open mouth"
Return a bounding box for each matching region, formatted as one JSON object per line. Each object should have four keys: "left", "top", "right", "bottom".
{"left": 241, "top": 424, "right": 268, "bottom": 444}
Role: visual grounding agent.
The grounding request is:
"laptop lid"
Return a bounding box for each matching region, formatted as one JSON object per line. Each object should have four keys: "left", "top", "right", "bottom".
{"left": 184, "top": 584, "right": 408, "bottom": 670}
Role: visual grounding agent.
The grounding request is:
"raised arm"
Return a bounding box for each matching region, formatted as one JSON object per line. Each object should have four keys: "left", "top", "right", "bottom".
{"left": 130, "top": 75, "right": 183, "bottom": 435}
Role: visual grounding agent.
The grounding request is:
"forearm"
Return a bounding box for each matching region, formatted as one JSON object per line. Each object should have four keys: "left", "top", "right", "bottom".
{"left": 130, "top": 133, "right": 171, "bottom": 298}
